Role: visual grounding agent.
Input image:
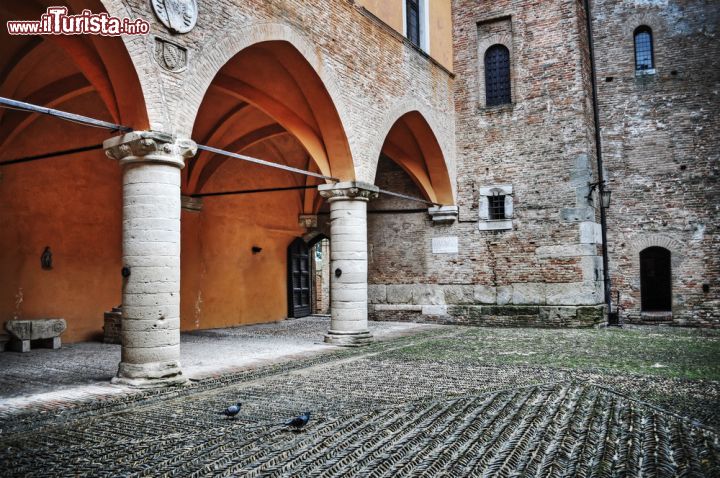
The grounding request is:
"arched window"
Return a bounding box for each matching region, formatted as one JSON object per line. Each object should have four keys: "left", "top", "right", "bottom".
{"left": 634, "top": 26, "right": 654, "bottom": 71}
{"left": 485, "top": 44, "right": 511, "bottom": 106}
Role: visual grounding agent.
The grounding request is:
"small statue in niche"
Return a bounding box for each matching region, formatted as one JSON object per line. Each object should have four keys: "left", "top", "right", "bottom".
{"left": 41, "top": 246, "right": 52, "bottom": 270}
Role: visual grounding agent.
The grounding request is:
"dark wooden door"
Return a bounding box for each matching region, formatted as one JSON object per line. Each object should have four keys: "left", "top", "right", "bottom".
{"left": 288, "top": 238, "right": 311, "bottom": 318}
{"left": 640, "top": 247, "right": 672, "bottom": 312}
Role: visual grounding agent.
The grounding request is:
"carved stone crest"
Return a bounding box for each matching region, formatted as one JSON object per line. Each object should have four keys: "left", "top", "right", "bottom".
{"left": 154, "top": 37, "right": 187, "bottom": 72}
{"left": 151, "top": 0, "right": 197, "bottom": 34}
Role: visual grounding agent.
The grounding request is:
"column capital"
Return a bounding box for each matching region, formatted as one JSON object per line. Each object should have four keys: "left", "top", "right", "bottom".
{"left": 428, "top": 205, "right": 459, "bottom": 224}
{"left": 318, "top": 181, "right": 379, "bottom": 202}
{"left": 104, "top": 131, "right": 197, "bottom": 169}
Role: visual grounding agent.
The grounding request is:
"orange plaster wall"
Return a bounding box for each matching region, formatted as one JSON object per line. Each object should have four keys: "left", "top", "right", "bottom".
{"left": 359, "top": 0, "right": 404, "bottom": 33}
{"left": 0, "top": 96, "right": 123, "bottom": 343}
{"left": 359, "top": 0, "right": 453, "bottom": 72}
{"left": 180, "top": 157, "right": 307, "bottom": 331}
{"left": 430, "top": 0, "right": 453, "bottom": 72}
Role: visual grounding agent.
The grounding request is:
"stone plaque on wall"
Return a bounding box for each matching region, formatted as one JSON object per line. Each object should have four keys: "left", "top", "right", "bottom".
{"left": 432, "top": 236, "right": 459, "bottom": 254}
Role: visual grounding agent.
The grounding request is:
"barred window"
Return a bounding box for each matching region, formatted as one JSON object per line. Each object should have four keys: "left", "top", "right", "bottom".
{"left": 488, "top": 194, "right": 506, "bottom": 220}
{"left": 634, "top": 26, "right": 654, "bottom": 71}
{"left": 479, "top": 184, "right": 513, "bottom": 231}
{"left": 406, "top": 0, "right": 420, "bottom": 47}
{"left": 485, "top": 44, "right": 511, "bottom": 106}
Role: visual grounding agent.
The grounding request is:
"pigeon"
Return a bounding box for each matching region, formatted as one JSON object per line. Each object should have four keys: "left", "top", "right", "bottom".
{"left": 220, "top": 402, "right": 242, "bottom": 419}
{"left": 285, "top": 412, "right": 311, "bottom": 430}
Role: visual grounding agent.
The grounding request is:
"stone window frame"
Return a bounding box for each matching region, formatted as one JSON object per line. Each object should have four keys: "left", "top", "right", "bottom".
{"left": 633, "top": 25, "right": 655, "bottom": 75}
{"left": 477, "top": 32, "right": 514, "bottom": 110}
{"left": 478, "top": 184, "right": 513, "bottom": 231}
{"left": 402, "top": 0, "right": 430, "bottom": 53}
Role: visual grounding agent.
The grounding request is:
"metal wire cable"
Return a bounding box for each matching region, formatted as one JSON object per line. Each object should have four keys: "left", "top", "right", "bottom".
{"left": 0, "top": 96, "right": 445, "bottom": 207}
{"left": 0, "top": 97, "right": 132, "bottom": 132}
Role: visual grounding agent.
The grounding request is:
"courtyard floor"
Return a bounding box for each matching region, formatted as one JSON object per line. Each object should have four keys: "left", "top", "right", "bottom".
{"left": 0, "top": 318, "right": 718, "bottom": 476}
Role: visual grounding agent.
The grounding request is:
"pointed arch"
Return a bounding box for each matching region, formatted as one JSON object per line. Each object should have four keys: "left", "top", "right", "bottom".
{"left": 374, "top": 110, "right": 455, "bottom": 205}
{"left": 182, "top": 23, "right": 355, "bottom": 181}
{"left": 0, "top": 0, "right": 149, "bottom": 146}
{"left": 368, "top": 97, "right": 456, "bottom": 205}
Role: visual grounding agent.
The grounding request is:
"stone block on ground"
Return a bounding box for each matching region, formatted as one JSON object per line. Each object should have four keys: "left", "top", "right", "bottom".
{"left": 5, "top": 318, "right": 66, "bottom": 352}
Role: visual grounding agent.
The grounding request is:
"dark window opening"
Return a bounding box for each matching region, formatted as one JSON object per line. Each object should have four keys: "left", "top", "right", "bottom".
{"left": 640, "top": 247, "right": 672, "bottom": 312}
{"left": 634, "top": 26, "right": 654, "bottom": 71}
{"left": 488, "top": 194, "right": 506, "bottom": 220}
{"left": 406, "top": 0, "right": 420, "bottom": 47}
{"left": 485, "top": 44, "right": 511, "bottom": 106}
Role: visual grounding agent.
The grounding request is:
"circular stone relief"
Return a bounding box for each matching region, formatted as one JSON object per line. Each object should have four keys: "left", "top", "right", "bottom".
{"left": 151, "top": 0, "right": 198, "bottom": 34}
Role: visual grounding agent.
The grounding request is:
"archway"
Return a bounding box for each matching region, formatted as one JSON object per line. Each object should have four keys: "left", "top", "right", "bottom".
{"left": 286, "top": 234, "right": 331, "bottom": 319}
{"left": 182, "top": 40, "right": 353, "bottom": 330}
{"left": 377, "top": 111, "right": 453, "bottom": 205}
{"left": 0, "top": 0, "right": 148, "bottom": 342}
{"left": 640, "top": 247, "right": 672, "bottom": 312}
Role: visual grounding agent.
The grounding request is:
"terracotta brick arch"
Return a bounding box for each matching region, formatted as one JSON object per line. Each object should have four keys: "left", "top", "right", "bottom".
{"left": 368, "top": 97, "right": 456, "bottom": 205}
{"left": 624, "top": 234, "right": 684, "bottom": 295}
{"left": 629, "top": 234, "right": 684, "bottom": 272}
{"left": 97, "top": 0, "right": 160, "bottom": 129}
{"left": 1, "top": 0, "right": 150, "bottom": 139}
{"left": 178, "top": 22, "right": 356, "bottom": 181}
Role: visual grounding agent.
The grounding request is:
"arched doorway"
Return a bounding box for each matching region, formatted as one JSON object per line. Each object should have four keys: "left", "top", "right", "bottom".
{"left": 286, "top": 235, "right": 331, "bottom": 318}
{"left": 183, "top": 40, "right": 353, "bottom": 330}
{"left": 640, "top": 247, "right": 672, "bottom": 312}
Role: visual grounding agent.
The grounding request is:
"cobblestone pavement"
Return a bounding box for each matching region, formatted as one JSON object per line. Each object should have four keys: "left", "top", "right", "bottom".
{"left": 0, "top": 318, "right": 437, "bottom": 420}
{"left": 1, "top": 323, "right": 719, "bottom": 477}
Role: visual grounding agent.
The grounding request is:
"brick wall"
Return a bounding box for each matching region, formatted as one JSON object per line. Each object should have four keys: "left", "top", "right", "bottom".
{"left": 366, "top": 0, "right": 608, "bottom": 327}
{"left": 591, "top": 0, "right": 720, "bottom": 327}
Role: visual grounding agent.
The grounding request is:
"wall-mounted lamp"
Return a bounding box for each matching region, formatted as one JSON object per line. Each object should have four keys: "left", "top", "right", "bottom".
{"left": 587, "top": 181, "right": 612, "bottom": 209}
{"left": 251, "top": 246, "right": 262, "bottom": 254}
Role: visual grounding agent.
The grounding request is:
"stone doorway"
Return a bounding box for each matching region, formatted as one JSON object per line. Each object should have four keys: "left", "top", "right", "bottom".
{"left": 640, "top": 247, "right": 672, "bottom": 312}
{"left": 311, "top": 238, "right": 330, "bottom": 315}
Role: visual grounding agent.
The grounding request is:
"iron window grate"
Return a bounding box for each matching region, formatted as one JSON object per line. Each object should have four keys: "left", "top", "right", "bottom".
{"left": 485, "top": 44, "right": 511, "bottom": 106}
{"left": 488, "top": 194, "right": 506, "bottom": 220}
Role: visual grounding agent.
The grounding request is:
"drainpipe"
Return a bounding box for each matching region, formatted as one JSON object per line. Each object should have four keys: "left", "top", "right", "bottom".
{"left": 583, "top": 0, "right": 613, "bottom": 323}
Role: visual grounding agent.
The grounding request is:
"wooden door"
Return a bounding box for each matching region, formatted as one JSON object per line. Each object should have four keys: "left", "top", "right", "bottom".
{"left": 288, "top": 238, "right": 311, "bottom": 318}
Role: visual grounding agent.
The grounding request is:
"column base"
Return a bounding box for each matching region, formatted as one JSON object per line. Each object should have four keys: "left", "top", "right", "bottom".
{"left": 324, "top": 330, "right": 374, "bottom": 347}
{"left": 111, "top": 361, "right": 188, "bottom": 388}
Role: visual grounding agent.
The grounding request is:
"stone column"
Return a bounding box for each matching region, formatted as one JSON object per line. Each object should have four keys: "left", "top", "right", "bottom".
{"left": 104, "top": 131, "right": 196, "bottom": 387}
{"left": 318, "top": 181, "right": 379, "bottom": 346}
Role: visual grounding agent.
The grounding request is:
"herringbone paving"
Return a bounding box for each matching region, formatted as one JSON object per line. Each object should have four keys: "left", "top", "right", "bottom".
{"left": 1, "top": 330, "right": 718, "bottom": 476}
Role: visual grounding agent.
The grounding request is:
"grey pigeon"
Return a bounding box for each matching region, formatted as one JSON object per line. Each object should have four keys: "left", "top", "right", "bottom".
{"left": 285, "top": 411, "right": 311, "bottom": 430}
{"left": 220, "top": 402, "right": 242, "bottom": 419}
